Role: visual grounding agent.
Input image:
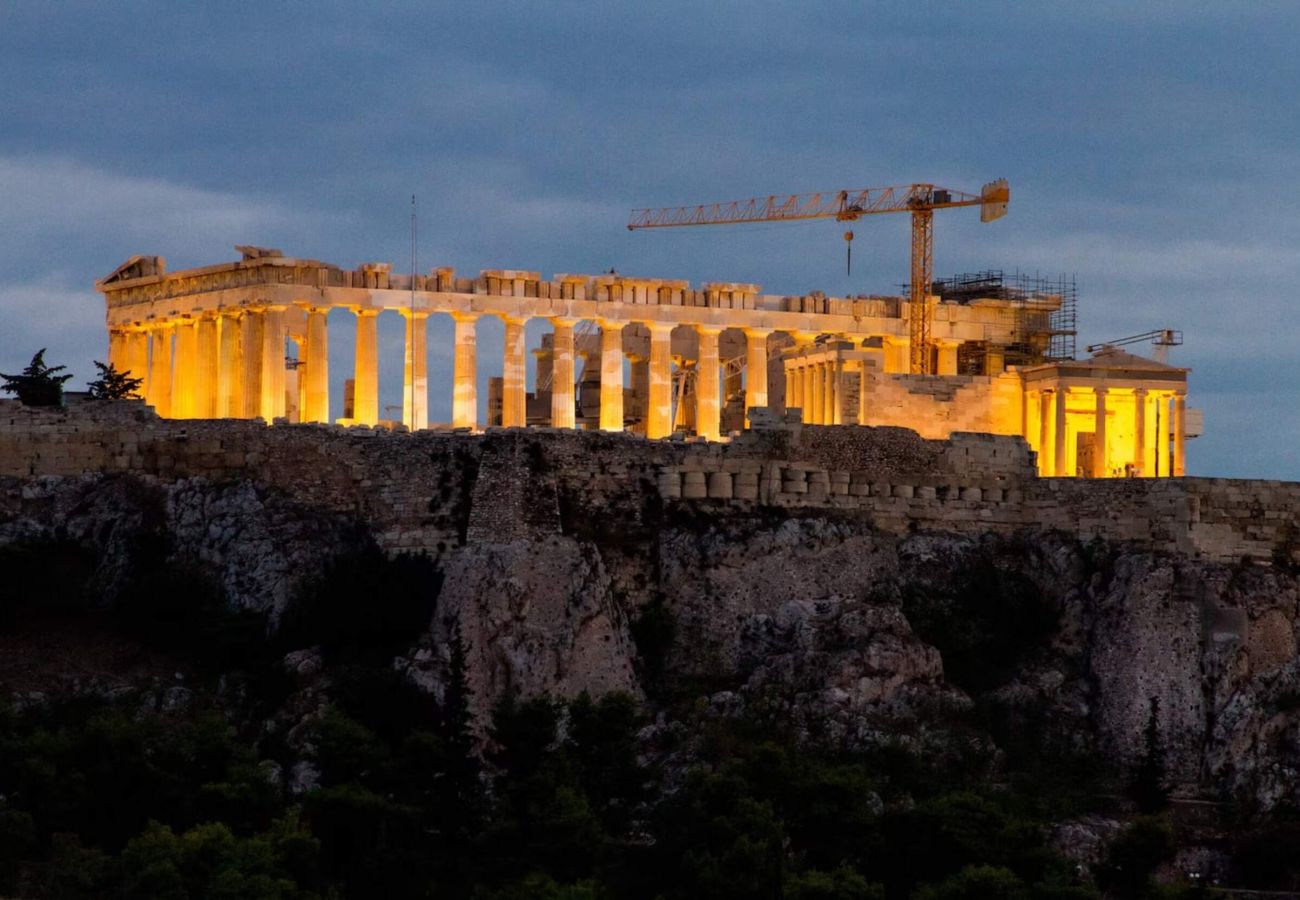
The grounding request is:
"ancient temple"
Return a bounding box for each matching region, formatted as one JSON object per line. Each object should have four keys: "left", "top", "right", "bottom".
{"left": 96, "top": 247, "right": 1196, "bottom": 477}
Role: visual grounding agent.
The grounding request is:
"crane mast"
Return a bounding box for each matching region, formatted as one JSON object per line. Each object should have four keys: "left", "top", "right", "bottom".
{"left": 628, "top": 179, "right": 1009, "bottom": 375}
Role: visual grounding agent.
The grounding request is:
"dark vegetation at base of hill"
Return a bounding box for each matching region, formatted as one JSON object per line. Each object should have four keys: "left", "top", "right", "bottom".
{"left": 3, "top": 537, "right": 1300, "bottom": 898}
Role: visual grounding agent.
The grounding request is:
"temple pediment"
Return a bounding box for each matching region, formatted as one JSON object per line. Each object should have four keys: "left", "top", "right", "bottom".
{"left": 98, "top": 255, "right": 165, "bottom": 287}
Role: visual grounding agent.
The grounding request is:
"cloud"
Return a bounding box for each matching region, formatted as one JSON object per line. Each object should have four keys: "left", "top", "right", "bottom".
{"left": 0, "top": 276, "right": 105, "bottom": 388}
{"left": 0, "top": 155, "right": 326, "bottom": 277}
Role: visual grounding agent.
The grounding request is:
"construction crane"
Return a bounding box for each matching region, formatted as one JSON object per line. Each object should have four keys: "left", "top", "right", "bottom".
{"left": 627, "top": 179, "right": 1010, "bottom": 374}
{"left": 1086, "top": 329, "right": 1182, "bottom": 365}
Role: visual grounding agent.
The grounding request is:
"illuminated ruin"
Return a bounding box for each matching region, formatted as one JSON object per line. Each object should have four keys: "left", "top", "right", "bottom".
{"left": 96, "top": 248, "right": 1195, "bottom": 477}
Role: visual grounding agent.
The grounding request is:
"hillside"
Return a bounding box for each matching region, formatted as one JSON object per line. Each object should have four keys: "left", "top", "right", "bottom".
{"left": 3, "top": 402, "right": 1300, "bottom": 897}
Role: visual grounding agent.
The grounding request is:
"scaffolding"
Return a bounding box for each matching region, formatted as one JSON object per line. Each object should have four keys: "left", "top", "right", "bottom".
{"left": 930, "top": 269, "right": 1077, "bottom": 365}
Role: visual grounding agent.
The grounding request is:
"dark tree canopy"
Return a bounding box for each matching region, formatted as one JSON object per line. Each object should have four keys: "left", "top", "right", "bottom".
{"left": 0, "top": 349, "right": 73, "bottom": 406}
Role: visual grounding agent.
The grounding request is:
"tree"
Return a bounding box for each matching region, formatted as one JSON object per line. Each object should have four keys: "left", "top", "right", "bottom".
{"left": 0, "top": 349, "right": 73, "bottom": 406}
{"left": 1130, "top": 697, "right": 1169, "bottom": 814}
{"left": 1096, "top": 815, "right": 1174, "bottom": 899}
{"left": 86, "top": 360, "right": 143, "bottom": 400}
{"left": 914, "top": 865, "right": 1029, "bottom": 900}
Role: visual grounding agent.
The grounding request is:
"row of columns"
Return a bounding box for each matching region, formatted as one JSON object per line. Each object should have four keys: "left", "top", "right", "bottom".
{"left": 1035, "top": 386, "right": 1186, "bottom": 478}
{"left": 785, "top": 356, "right": 844, "bottom": 425}
{"left": 111, "top": 310, "right": 774, "bottom": 441}
{"left": 112, "top": 307, "right": 290, "bottom": 422}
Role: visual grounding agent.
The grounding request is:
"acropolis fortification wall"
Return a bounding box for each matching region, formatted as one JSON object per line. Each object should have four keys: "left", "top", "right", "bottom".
{"left": 0, "top": 400, "right": 1294, "bottom": 566}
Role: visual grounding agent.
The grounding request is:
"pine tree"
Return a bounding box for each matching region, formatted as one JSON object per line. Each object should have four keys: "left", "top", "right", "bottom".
{"left": 1130, "top": 695, "right": 1169, "bottom": 813}
{"left": 441, "top": 620, "right": 482, "bottom": 822}
{"left": 0, "top": 349, "right": 73, "bottom": 407}
{"left": 86, "top": 360, "right": 143, "bottom": 400}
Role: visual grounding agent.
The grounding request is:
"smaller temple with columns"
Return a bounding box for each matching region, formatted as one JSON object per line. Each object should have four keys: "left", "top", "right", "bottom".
{"left": 96, "top": 247, "right": 1197, "bottom": 478}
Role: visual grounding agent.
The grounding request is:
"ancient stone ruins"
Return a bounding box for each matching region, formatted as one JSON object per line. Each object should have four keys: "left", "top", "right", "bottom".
{"left": 97, "top": 247, "right": 1195, "bottom": 479}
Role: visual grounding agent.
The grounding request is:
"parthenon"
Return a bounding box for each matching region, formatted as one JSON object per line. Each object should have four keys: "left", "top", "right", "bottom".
{"left": 96, "top": 247, "right": 1195, "bottom": 477}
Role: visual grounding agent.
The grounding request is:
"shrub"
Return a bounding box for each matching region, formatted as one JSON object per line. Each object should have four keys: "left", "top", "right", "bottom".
{"left": 86, "top": 360, "right": 143, "bottom": 400}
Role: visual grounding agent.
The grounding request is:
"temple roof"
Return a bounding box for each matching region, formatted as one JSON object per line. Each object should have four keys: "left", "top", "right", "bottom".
{"left": 1023, "top": 345, "right": 1189, "bottom": 381}
{"left": 1060, "top": 346, "right": 1185, "bottom": 372}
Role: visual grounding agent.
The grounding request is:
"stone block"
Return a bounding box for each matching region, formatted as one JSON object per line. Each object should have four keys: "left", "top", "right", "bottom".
{"left": 682, "top": 470, "right": 707, "bottom": 499}
{"left": 657, "top": 472, "right": 682, "bottom": 498}
{"left": 707, "top": 471, "right": 734, "bottom": 499}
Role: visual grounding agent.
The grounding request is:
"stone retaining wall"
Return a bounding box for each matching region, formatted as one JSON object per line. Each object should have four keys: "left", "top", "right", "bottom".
{"left": 1, "top": 400, "right": 1296, "bottom": 565}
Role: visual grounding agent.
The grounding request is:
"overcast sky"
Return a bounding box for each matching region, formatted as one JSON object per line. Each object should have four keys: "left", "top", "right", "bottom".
{"left": 2, "top": 2, "right": 1297, "bottom": 478}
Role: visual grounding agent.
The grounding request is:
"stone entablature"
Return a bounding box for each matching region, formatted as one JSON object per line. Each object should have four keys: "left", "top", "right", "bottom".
{"left": 96, "top": 253, "right": 1032, "bottom": 335}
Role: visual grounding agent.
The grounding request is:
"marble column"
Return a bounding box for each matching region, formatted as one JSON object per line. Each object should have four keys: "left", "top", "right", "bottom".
{"left": 302, "top": 308, "right": 330, "bottom": 423}
{"left": 628, "top": 353, "right": 649, "bottom": 430}
{"left": 809, "top": 361, "right": 824, "bottom": 425}
{"left": 1173, "top": 392, "right": 1186, "bottom": 476}
{"left": 352, "top": 309, "right": 379, "bottom": 425}
{"left": 823, "top": 360, "right": 837, "bottom": 425}
{"left": 743, "top": 328, "right": 770, "bottom": 424}
{"left": 790, "top": 334, "right": 817, "bottom": 423}
{"left": 241, "top": 311, "right": 263, "bottom": 419}
{"left": 1054, "top": 387, "right": 1068, "bottom": 476}
{"left": 599, "top": 320, "right": 625, "bottom": 432}
{"left": 1155, "top": 395, "right": 1170, "bottom": 478}
{"left": 1093, "top": 387, "right": 1108, "bottom": 478}
{"left": 1132, "top": 388, "right": 1147, "bottom": 476}
{"left": 148, "top": 324, "right": 173, "bottom": 417}
{"left": 174, "top": 319, "right": 199, "bottom": 419}
{"left": 196, "top": 315, "right": 219, "bottom": 418}
{"left": 260, "top": 307, "right": 287, "bottom": 422}
{"left": 646, "top": 323, "right": 673, "bottom": 438}
{"left": 125, "top": 330, "right": 150, "bottom": 395}
{"left": 402, "top": 310, "right": 429, "bottom": 431}
{"left": 788, "top": 362, "right": 803, "bottom": 417}
{"left": 1038, "top": 390, "right": 1052, "bottom": 476}
{"left": 858, "top": 363, "right": 870, "bottom": 425}
{"left": 694, "top": 325, "right": 722, "bottom": 441}
{"left": 550, "top": 318, "right": 577, "bottom": 429}
{"left": 217, "top": 313, "right": 240, "bottom": 418}
{"left": 452, "top": 312, "right": 479, "bottom": 430}
{"left": 107, "top": 330, "right": 127, "bottom": 374}
{"left": 502, "top": 316, "right": 528, "bottom": 428}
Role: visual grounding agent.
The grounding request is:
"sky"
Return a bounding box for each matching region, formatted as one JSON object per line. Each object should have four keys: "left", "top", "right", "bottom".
{"left": 1, "top": 2, "right": 1297, "bottom": 479}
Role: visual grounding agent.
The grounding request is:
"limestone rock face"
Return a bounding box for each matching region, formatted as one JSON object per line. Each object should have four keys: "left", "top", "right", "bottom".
{"left": 165, "top": 478, "right": 355, "bottom": 622}
{"left": 1083, "top": 554, "right": 1211, "bottom": 779}
{"left": 735, "top": 596, "right": 962, "bottom": 749}
{"left": 405, "top": 535, "right": 639, "bottom": 726}
{"left": 7, "top": 465, "right": 1300, "bottom": 809}
{"left": 659, "top": 518, "right": 897, "bottom": 677}
{"left": 655, "top": 518, "right": 963, "bottom": 749}
{"left": 0, "top": 473, "right": 352, "bottom": 622}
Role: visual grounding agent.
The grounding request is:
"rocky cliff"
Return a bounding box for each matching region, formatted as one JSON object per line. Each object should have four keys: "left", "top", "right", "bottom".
{"left": 4, "top": 403, "right": 1300, "bottom": 821}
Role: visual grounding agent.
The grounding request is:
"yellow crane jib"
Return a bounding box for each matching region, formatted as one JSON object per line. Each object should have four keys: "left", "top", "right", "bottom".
{"left": 627, "top": 179, "right": 1010, "bottom": 375}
